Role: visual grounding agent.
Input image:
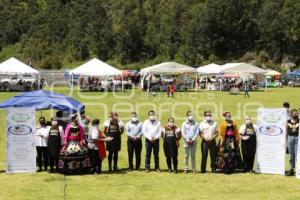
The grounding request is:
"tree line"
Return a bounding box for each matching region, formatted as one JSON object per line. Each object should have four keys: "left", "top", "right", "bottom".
{"left": 0, "top": 0, "right": 299, "bottom": 70}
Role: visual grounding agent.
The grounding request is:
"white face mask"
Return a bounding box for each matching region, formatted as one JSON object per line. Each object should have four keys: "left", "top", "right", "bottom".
{"left": 52, "top": 121, "right": 58, "bottom": 126}
{"left": 225, "top": 116, "right": 231, "bottom": 121}
{"left": 188, "top": 116, "right": 193, "bottom": 121}
{"left": 149, "top": 115, "right": 156, "bottom": 121}
{"left": 132, "top": 117, "right": 138, "bottom": 122}
{"left": 206, "top": 116, "right": 212, "bottom": 122}
{"left": 245, "top": 119, "right": 251, "bottom": 125}
{"left": 168, "top": 122, "right": 174, "bottom": 127}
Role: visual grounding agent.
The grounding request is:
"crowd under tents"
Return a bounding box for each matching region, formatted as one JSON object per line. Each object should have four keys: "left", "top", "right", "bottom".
{"left": 69, "top": 58, "right": 123, "bottom": 91}
{"left": 140, "top": 62, "right": 197, "bottom": 92}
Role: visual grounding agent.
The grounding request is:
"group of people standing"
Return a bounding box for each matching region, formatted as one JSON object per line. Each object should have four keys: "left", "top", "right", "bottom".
{"left": 35, "top": 104, "right": 299, "bottom": 176}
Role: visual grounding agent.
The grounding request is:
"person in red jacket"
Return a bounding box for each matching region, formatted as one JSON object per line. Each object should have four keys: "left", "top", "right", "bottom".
{"left": 168, "top": 84, "right": 176, "bottom": 98}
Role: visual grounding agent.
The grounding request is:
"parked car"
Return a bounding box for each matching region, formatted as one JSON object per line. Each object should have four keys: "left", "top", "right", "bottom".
{"left": 0, "top": 75, "right": 37, "bottom": 91}
{"left": 288, "top": 80, "right": 300, "bottom": 87}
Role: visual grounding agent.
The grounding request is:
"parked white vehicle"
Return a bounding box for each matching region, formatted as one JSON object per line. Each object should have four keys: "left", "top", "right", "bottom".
{"left": 0, "top": 74, "right": 37, "bottom": 91}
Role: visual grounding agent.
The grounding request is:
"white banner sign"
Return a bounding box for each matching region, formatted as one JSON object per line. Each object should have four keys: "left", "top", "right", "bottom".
{"left": 256, "top": 108, "right": 287, "bottom": 175}
{"left": 6, "top": 107, "right": 36, "bottom": 173}
{"left": 296, "top": 124, "right": 300, "bottom": 179}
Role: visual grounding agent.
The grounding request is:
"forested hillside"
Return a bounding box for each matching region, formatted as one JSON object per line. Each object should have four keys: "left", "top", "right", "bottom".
{"left": 0, "top": 0, "right": 299, "bottom": 70}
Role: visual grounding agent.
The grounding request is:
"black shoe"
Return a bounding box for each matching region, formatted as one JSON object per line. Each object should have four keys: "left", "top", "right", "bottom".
{"left": 168, "top": 169, "right": 172, "bottom": 173}
{"left": 287, "top": 170, "right": 294, "bottom": 176}
{"left": 108, "top": 167, "right": 112, "bottom": 172}
{"left": 37, "top": 169, "right": 42, "bottom": 172}
{"left": 113, "top": 167, "right": 118, "bottom": 172}
{"left": 200, "top": 170, "right": 206, "bottom": 174}
{"left": 211, "top": 169, "right": 216, "bottom": 173}
{"left": 129, "top": 168, "right": 133, "bottom": 172}
{"left": 174, "top": 170, "right": 178, "bottom": 174}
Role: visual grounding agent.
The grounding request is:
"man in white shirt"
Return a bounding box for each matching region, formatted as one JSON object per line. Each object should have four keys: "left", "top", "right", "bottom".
{"left": 181, "top": 111, "right": 199, "bottom": 173}
{"left": 199, "top": 110, "right": 218, "bottom": 173}
{"left": 35, "top": 117, "right": 50, "bottom": 172}
{"left": 125, "top": 112, "right": 143, "bottom": 171}
{"left": 142, "top": 110, "right": 161, "bottom": 172}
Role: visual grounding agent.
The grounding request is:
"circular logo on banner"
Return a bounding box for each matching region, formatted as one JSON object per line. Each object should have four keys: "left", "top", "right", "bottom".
{"left": 259, "top": 125, "right": 283, "bottom": 136}
{"left": 8, "top": 125, "right": 33, "bottom": 135}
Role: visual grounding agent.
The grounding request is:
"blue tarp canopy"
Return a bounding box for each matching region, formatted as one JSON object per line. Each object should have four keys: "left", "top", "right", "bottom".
{"left": 286, "top": 70, "right": 300, "bottom": 76}
{"left": 0, "top": 90, "right": 84, "bottom": 112}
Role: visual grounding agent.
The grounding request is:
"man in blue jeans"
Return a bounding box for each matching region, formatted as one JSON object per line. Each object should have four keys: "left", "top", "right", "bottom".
{"left": 142, "top": 110, "right": 161, "bottom": 172}
{"left": 286, "top": 109, "right": 299, "bottom": 176}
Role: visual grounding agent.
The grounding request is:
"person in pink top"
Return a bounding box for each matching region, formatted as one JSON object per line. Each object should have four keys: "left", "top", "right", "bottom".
{"left": 58, "top": 114, "right": 91, "bottom": 174}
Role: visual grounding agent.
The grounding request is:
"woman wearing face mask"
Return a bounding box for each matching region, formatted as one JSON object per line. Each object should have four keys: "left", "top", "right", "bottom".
{"left": 58, "top": 114, "right": 91, "bottom": 174}
{"left": 162, "top": 118, "right": 181, "bottom": 173}
{"left": 47, "top": 117, "right": 64, "bottom": 173}
{"left": 104, "top": 112, "right": 124, "bottom": 172}
{"left": 286, "top": 109, "right": 299, "bottom": 176}
{"left": 239, "top": 116, "right": 257, "bottom": 172}
{"left": 219, "top": 111, "right": 240, "bottom": 173}
{"left": 36, "top": 117, "right": 50, "bottom": 172}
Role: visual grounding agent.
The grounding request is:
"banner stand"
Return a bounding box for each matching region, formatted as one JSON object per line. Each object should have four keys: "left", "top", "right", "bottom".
{"left": 6, "top": 107, "right": 36, "bottom": 173}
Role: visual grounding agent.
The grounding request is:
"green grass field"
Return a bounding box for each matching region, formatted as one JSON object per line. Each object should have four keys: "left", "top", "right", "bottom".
{"left": 0, "top": 87, "right": 300, "bottom": 200}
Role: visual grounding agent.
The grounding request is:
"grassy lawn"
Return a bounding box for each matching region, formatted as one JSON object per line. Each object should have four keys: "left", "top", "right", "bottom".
{"left": 0, "top": 87, "right": 300, "bottom": 200}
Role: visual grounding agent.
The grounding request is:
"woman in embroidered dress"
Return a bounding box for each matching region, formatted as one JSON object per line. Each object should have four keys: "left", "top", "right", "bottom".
{"left": 58, "top": 114, "right": 91, "bottom": 174}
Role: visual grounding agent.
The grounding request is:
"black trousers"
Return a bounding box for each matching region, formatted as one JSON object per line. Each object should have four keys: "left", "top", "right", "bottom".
{"left": 145, "top": 139, "right": 159, "bottom": 170}
{"left": 36, "top": 146, "right": 48, "bottom": 170}
{"left": 166, "top": 155, "right": 178, "bottom": 171}
{"left": 89, "top": 149, "right": 102, "bottom": 173}
{"left": 241, "top": 138, "right": 256, "bottom": 171}
{"left": 201, "top": 140, "right": 217, "bottom": 172}
{"left": 49, "top": 154, "right": 59, "bottom": 172}
{"left": 127, "top": 139, "right": 142, "bottom": 170}
{"left": 108, "top": 151, "right": 119, "bottom": 170}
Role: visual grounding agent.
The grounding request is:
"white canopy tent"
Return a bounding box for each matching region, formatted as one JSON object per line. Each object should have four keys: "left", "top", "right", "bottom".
{"left": 70, "top": 58, "right": 122, "bottom": 76}
{"left": 266, "top": 69, "right": 281, "bottom": 76}
{"left": 221, "top": 63, "right": 267, "bottom": 74}
{"left": 0, "top": 57, "right": 39, "bottom": 74}
{"left": 0, "top": 57, "right": 41, "bottom": 89}
{"left": 141, "top": 62, "right": 196, "bottom": 74}
{"left": 221, "top": 63, "right": 268, "bottom": 92}
{"left": 197, "top": 63, "right": 221, "bottom": 74}
{"left": 140, "top": 62, "right": 198, "bottom": 91}
{"left": 69, "top": 58, "right": 123, "bottom": 90}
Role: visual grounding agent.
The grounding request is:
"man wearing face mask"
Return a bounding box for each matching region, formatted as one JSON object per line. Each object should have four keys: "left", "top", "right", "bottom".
{"left": 239, "top": 116, "right": 257, "bottom": 172}
{"left": 142, "top": 110, "right": 161, "bottom": 172}
{"left": 36, "top": 117, "right": 50, "bottom": 172}
{"left": 286, "top": 109, "right": 299, "bottom": 176}
{"left": 125, "top": 112, "right": 143, "bottom": 171}
{"left": 199, "top": 111, "right": 218, "bottom": 173}
{"left": 181, "top": 111, "right": 199, "bottom": 174}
